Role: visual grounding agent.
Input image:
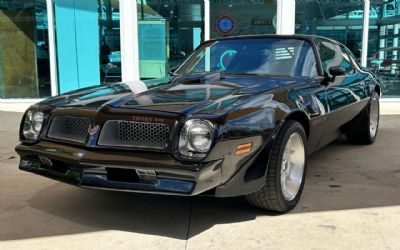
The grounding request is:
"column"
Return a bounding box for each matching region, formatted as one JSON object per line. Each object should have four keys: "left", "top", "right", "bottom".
{"left": 120, "top": 0, "right": 140, "bottom": 81}
{"left": 46, "top": 0, "right": 58, "bottom": 96}
{"left": 361, "top": 0, "right": 370, "bottom": 67}
{"left": 204, "top": 0, "right": 210, "bottom": 40}
{"left": 276, "top": 0, "right": 295, "bottom": 35}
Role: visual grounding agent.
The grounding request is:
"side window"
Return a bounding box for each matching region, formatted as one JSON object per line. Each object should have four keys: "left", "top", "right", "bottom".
{"left": 318, "top": 41, "right": 354, "bottom": 75}
{"left": 318, "top": 41, "right": 336, "bottom": 73}
{"left": 339, "top": 47, "right": 355, "bottom": 74}
{"left": 344, "top": 47, "right": 361, "bottom": 69}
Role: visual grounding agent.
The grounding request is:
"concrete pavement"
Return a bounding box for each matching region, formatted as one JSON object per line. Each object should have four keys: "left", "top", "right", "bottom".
{"left": 0, "top": 111, "right": 399, "bottom": 249}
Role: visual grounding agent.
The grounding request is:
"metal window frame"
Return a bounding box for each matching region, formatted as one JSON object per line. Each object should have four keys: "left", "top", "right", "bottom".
{"left": 361, "top": 0, "right": 371, "bottom": 67}
{"left": 46, "top": 0, "right": 59, "bottom": 96}
{"left": 276, "top": 0, "right": 295, "bottom": 35}
{"left": 120, "top": 0, "right": 140, "bottom": 82}
{"left": 204, "top": 0, "right": 210, "bottom": 40}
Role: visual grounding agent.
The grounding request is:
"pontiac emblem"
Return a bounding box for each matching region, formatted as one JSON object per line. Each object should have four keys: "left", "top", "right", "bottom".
{"left": 88, "top": 125, "right": 100, "bottom": 135}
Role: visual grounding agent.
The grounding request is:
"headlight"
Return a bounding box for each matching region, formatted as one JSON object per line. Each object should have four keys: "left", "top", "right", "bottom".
{"left": 22, "top": 110, "right": 44, "bottom": 140}
{"left": 179, "top": 119, "right": 214, "bottom": 157}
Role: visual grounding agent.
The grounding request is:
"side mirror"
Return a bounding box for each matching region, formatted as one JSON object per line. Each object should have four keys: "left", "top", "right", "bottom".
{"left": 329, "top": 66, "right": 346, "bottom": 76}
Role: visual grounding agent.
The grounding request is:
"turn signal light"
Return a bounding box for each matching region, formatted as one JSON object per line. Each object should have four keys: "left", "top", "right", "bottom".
{"left": 235, "top": 142, "right": 253, "bottom": 156}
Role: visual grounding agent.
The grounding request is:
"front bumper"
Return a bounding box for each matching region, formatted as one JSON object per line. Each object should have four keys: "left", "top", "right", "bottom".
{"left": 15, "top": 141, "right": 223, "bottom": 195}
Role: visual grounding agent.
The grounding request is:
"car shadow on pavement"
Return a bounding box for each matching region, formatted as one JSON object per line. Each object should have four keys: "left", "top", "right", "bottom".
{"left": 25, "top": 185, "right": 261, "bottom": 241}
{"left": 3, "top": 115, "right": 400, "bottom": 241}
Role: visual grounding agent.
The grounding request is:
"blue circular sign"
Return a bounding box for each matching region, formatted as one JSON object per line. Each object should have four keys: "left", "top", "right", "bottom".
{"left": 216, "top": 16, "right": 235, "bottom": 35}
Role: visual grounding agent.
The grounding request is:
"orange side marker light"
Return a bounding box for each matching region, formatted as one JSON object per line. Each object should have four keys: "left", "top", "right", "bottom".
{"left": 235, "top": 142, "right": 253, "bottom": 156}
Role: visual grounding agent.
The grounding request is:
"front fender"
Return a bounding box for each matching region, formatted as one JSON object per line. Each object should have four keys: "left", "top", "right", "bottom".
{"left": 223, "top": 93, "right": 292, "bottom": 139}
{"left": 214, "top": 92, "right": 315, "bottom": 197}
{"left": 214, "top": 94, "right": 291, "bottom": 197}
{"left": 215, "top": 122, "right": 283, "bottom": 197}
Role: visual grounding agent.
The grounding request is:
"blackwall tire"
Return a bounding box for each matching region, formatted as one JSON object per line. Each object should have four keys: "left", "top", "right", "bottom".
{"left": 346, "top": 91, "right": 380, "bottom": 145}
{"left": 245, "top": 120, "right": 307, "bottom": 213}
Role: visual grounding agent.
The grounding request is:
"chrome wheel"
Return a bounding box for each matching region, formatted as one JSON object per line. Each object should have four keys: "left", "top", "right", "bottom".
{"left": 369, "top": 96, "right": 379, "bottom": 138}
{"left": 245, "top": 121, "right": 307, "bottom": 212}
{"left": 280, "top": 132, "right": 306, "bottom": 201}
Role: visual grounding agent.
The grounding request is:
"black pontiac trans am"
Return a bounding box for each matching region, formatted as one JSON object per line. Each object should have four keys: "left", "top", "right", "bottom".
{"left": 16, "top": 35, "right": 381, "bottom": 212}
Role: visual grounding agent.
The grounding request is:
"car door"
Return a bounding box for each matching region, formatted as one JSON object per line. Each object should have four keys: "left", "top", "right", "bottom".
{"left": 316, "top": 39, "right": 370, "bottom": 146}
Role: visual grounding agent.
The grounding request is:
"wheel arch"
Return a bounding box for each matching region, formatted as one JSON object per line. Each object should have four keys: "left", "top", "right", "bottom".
{"left": 282, "top": 110, "right": 310, "bottom": 139}
{"left": 215, "top": 109, "right": 311, "bottom": 197}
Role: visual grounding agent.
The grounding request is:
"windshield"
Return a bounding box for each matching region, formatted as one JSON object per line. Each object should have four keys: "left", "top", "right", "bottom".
{"left": 175, "top": 38, "right": 318, "bottom": 77}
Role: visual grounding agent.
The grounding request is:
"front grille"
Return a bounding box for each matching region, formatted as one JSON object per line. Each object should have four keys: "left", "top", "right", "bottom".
{"left": 47, "top": 116, "right": 90, "bottom": 144}
{"left": 98, "top": 120, "right": 170, "bottom": 149}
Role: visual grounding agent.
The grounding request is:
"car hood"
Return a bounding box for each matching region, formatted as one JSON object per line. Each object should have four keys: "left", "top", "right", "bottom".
{"left": 40, "top": 73, "right": 309, "bottom": 114}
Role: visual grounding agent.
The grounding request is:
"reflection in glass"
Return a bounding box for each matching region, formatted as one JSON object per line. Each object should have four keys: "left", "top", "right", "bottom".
{"left": 295, "top": 0, "right": 364, "bottom": 59}
{"left": 176, "top": 38, "right": 318, "bottom": 77}
{"left": 137, "top": 0, "right": 204, "bottom": 80}
{"left": 98, "top": 0, "right": 121, "bottom": 83}
{"left": 0, "top": 0, "right": 51, "bottom": 98}
{"left": 210, "top": 0, "right": 277, "bottom": 38}
{"left": 317, "top": 40, "right": 353, "bottom": 74}
{"left": 367, "top": 1, "right": 400, "bottom": 97}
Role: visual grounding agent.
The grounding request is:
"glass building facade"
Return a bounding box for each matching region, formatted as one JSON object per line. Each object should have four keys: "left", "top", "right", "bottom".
{"left": 0, "top": 0, "right": 399, "bottom": 99}
{"left": 295, "top": 0, "right": 400, "bottom": 97}
{"left": 137, "top": 0, "right": 204, "bottom": 79}
{"left": 0, "top": 0, "right": 50, "bottom": 98}
{"left": 210, "top": 0, "right": 277, "bottom": 38}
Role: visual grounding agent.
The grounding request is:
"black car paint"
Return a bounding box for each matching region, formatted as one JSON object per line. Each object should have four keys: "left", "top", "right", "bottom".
{"left": 15, "top": 35, "right": 380, "bottom": 197}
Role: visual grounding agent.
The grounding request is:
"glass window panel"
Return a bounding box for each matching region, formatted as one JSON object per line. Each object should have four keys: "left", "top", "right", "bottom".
{"left": 0, "top": 0, "right": 51, "bottom": 98}
{"left": 176, "top": 38, "right": 318, "bottom": 77}
{"left": 210, "top": 0, "right": 277, "bottom": 38}
{"left": 295, "top": 0, "right": 364, "bottom": 60}
{"left": 98, "top": 0, "right": 121, "bottom": 83}
{"left": 137, "top": 0, "right": 204, "bottom": 80}
{"left": 53, "top": 0, "right": 117, "bottom": 93}
{"left": 368, "top": 0, "right": 400, "bottom": 98}
{"left": 317, "top": 41, "right": 338, "bottom": 72}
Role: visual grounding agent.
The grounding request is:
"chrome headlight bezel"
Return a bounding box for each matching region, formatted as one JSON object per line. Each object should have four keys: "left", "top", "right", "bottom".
{"left": 178, "top": 119, "right": 215, "bottom": 158}
{"left": 22, "top": 109, "right": 45, "bottom": 141}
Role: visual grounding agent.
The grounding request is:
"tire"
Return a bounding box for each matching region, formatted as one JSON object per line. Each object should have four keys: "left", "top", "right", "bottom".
{"left": 245, "top": 120, "right": 307, "bottom": 212}
{"left": 346, "top": 91, "right": 380, "bottom": 145}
